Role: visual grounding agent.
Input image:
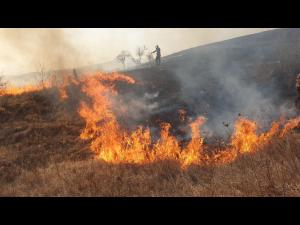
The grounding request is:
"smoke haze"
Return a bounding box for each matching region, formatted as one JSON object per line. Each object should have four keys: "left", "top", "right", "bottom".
{"left": 0, "top": 28, "right": 274, "bottom": 75}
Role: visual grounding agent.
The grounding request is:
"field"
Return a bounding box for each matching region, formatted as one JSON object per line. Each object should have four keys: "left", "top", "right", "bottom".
{"left": 1, "top": 28, "right": 300, "bottom": 196}
{"left": 0, "top": 74, "right": 299, "bottom": 197}
{"left": 1, "top": 136, "right": 300, "bottom": 196}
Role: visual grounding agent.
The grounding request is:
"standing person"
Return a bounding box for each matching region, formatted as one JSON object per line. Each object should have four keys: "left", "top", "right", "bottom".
{"left": 152, "top": 45, "right": 161, "bottom": 66}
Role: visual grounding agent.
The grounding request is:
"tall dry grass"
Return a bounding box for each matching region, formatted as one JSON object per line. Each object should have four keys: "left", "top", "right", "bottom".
{"left": 0, "top": 79, "right": 299, "bottom": 196}
{"left": 0, "top": 133, "right": 299, "bottom": 197}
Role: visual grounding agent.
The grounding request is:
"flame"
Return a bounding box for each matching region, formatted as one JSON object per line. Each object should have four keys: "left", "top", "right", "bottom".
{"left": 1, "top": 71, "right": 299, "bottom": 168}
{"left": 78, "top": 72, "right": 207, "bottom": 167}
{"left": 181, "top": 116, "right": 206, "bottom": 166}
{"left": 0, "top": 82, "right": 52, "bottom": 96}
{"left": 230, "top": 117, "right": 280, "bottom": 154}
{"left": 211, "top": 118, "right": 281, "bottom": 165}
{"left": 0, "top": 73, "right": 80, "bottom": 100}
{"left": 78, "top": 72, "right": 300, "bottom": 168}
{"left": 280, "top": 117, "right": 300, "bottom": 137}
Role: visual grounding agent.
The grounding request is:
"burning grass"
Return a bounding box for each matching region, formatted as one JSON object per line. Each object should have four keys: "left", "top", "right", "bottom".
{"left": 1, "top": 133, "right": 299, "bottom": 197}
{"left": 0, "top": 71, "right": 299, "bottom": 196}
{"left": 77, "top": 72, "right": 300, "bottom": 168}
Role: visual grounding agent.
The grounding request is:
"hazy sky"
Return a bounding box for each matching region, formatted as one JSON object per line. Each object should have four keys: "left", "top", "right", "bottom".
{"left": 0, "top": 28, "right": 275, "bottom": 76}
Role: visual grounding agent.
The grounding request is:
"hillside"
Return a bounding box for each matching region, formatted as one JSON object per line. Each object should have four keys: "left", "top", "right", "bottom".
{"left": 0, "top": 28, "right": 300, "bottom": 196}
{"left": 0, "top": 87, "right": 299, "bottom": 196}
{"left": 126, "top": 28, "right": 300, "bottom": 136}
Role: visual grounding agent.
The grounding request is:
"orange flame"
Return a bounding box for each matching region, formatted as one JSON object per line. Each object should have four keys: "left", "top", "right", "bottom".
{"left": 78, "top": 72, "right": 300, "bottom": 168}
{"left": 1, "top": 71, "right": 299, "bottom": 168}
{"left": 230, "top": 118, "right": 280, "bottom": 154}
{"left": 280, "top": 117, "right": 300, "bottom": 137}
{"left": 0, "top": 82, "right": 52, "bottom": 96}
{"left": 1, "top": 73, "right": 80, "bottom": 100}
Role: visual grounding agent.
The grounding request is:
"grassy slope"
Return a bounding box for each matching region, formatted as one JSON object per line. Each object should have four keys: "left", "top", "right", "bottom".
{"left": 0, "top": 88, "right": 299, "bottom": 197}
{"left": 1, "top": 29, "right": 300, "bottom": 196}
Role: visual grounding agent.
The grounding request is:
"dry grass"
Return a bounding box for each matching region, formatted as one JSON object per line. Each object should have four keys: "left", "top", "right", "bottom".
{"left": 0, "top": 86, "right": 299, "bottom": 196}
{"left": 0, "top": 134, "right": 299, "bottom": 197}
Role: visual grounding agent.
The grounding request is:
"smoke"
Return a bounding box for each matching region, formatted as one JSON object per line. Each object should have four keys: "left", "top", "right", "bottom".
{"left": 1, "top": 28, "right": 297, "bottom": 140}
{"left": 111, "top": 90, "right": 160, "bottom": 129}
{"left": 168, "top": 36, "right": 299, "bottom": 138}
{"left": 0, "top": 28, "right": 275, "bottom": 76}
{"left": 79, "top": 28, "right": 299, "bottom": 141}
{"left": 0, "top": 29, "right": 91, "bottom": 75}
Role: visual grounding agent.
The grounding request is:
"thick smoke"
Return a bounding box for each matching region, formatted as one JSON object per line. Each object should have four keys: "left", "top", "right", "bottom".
{"left": 168, "top": 30, "right": 300, "bottom": 138}
{"left": 2, "top": 28, "right": 299, "bottom": 140}
{"left": 110, "top": 29, "right": 300, "bottom": 140}
{"left": 0, "top": 29, "right": 90, "bottom": 74}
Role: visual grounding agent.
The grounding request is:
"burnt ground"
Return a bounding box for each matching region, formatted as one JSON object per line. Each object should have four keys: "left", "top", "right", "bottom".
{"left": 116, "top": 68, "right": 193, "bottom": 140}
{"left": 0, "top": 86, "right": 299, "bottom": 197}
{"left": 118, "top": 29, "right": 300, "bottom": 139}
{"left": 0, "top": 28, "right": 300, "bottom": 196}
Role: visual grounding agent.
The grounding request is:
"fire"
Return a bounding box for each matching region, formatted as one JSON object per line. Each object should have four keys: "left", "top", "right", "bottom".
{"left": 180, "top": 116, "right": 206, "bottom": 166}
{"left": 78, "top": 73, "right": 144, "bottom": 164}
{"left": 0, "top": 73, "right": 80, "bottom": 100}
{"left": 280, "top": 116, "right": 300, "bottom": 137}
{"left": 1, "top": 71, "right": 299, "bottom": 168}
{"left": 59, "top": 88, "right": 68, "bottom": 100}
{"left": 211, "top": 118, "right": 281, "bottom": 165}
{"left": 230, "top": 118, "right": 280, "bottom": 154}
{"left": 78, "top": 72, "right": 207, "bottom": 167}
{"left": 0, "top": 82, "right": 52, "bottom": 96}
{"left": 78, "top": 72, "right": 300, "bottom": 168}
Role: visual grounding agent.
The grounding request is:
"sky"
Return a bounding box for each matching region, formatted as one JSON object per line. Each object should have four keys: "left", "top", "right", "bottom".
{"left": 0, "top": 28, "right": 275, "bottom": 76}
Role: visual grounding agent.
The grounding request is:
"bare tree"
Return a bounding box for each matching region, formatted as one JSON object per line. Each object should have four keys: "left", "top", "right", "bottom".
{"left": 129, "top": 54, "right": 139, "bottom": 65}
{"left": 136, "top": 46, "right": 147, "bottom": 64}
{"left": 117, "top": 51, "right": 131, "bottom": 69}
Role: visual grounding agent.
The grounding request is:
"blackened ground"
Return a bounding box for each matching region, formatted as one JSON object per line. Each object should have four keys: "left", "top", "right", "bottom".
{"left": 1, "top": 28, "right": 300, "bottom": 196}
{"left": 115, "top": 67, "right": 195, "bottom": 142}
{"left": 114, "top": 29, "right": 300, "bottom": 140}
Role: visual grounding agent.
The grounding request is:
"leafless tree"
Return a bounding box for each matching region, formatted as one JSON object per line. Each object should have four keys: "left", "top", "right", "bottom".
{"left": 136, "top": 46, "right": 147, "bottom": 64}
{"left": 117, "top": 51, "right": 131, "bottom": 69}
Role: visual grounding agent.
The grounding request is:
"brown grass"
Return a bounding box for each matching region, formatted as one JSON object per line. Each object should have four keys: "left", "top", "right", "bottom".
{"left": 0, "top": 134, "right": 299, "bottom": 197}
{"left": 0, "top": 88, "right": 299, "bottom": 196}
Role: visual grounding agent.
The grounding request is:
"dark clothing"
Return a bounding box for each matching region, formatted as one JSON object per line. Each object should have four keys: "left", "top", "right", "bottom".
{"left": 153, "top": 47, "right": 161, "bottom": 57}
{"left": 155, "top": 57, "right": 161, "bottom": 66}
{"left": 152, "top": 47, "right": 161, "bottom": 65}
